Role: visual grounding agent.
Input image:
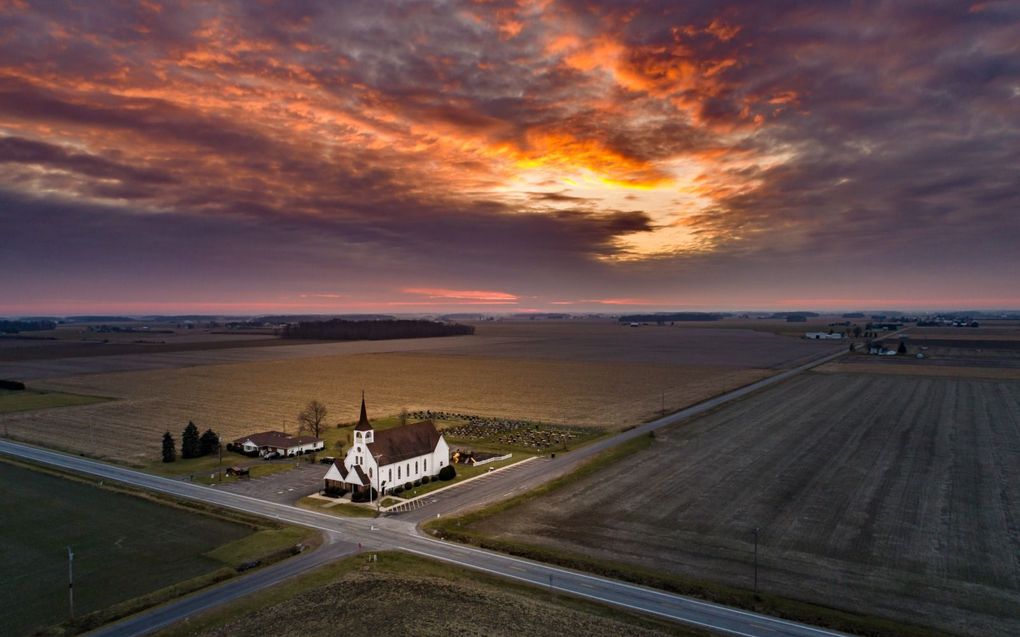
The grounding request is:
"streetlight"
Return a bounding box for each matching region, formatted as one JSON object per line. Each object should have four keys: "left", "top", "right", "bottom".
{"left": 377, "top": 481, "right": 387, "bottom": 514}
{"left": 752, "top": 527, "right": 759, "bottom": 595}
{"left": 67, "top": 545, "right": 75, "bottom": 620}
{"left": 372, "top": 453, "right": 383, "bottom": 507}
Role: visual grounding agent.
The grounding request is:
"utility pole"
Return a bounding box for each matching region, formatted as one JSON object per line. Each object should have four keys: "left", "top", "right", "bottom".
{"left": 67, "top": 545, "right": 75, "bottom": 621}
{"left": 752, "top": 527, "right": 759, "bottom": 595}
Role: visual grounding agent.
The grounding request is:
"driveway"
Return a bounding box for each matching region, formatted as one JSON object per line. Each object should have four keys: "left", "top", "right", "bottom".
{"left": 213, "top": 461, "right": 326, "bottom": 504}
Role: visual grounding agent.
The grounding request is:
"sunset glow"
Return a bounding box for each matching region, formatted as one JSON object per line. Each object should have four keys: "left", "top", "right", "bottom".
{"left": 1, "top": 2, "right": 1017, "bottom": 314}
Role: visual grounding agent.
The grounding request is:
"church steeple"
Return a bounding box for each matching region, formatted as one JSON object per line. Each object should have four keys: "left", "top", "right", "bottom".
{"left": 355, "top": 391, "right": 372, "bottom": 432}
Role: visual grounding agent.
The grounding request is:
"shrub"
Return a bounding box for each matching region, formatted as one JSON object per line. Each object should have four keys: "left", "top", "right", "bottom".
{"left": 438, "top": 465, "right": 456, "bottom": 481}
{"left": 403, "top": 481, "right": 413, "bottom": 491}
{"left": 350, "top": 487, "right": 378, "bottom": 503}
{"left": 393, "top": 485, "right": 404, "bottom": 495}
{"left": 413, "top": 479, "right": 421, "bottom": 487}
{"left": 421, "top": 475, "right": 430, "bottom": 485}
{"left": 324, "top": 486, "right": 346, "bottom": 498}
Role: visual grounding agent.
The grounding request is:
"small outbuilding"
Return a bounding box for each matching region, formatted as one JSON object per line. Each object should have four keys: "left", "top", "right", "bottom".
{"left": 231, "top": 431, "right": 324, "bottom": 457}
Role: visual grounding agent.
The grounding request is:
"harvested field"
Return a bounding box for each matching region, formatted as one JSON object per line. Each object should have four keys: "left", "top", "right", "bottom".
{"left": 163, "top": 553, "right": 693, "bottom": 637}
{"left": 816, "top": 361, "right": 1020, "bottom": 380}
{"left": 1, "top": 353, "right": 769, "bottom": 462}
{"left": 0, "top": 334, "right": 486, "bottom": 381}
{"left": 0, "top": 320, "right": 838, "bottom": 383}
{"left": 0, "top": 322, "right": 841, "bottom": 463}
{"left": 429, "top": 320, "right": 841, "bottom": 368}
{"left": 473, "top": 372, "right": 1020, "bottom": 637}
{"left": 0, "top": 460, "right": 250, "bottom": 637}
{"left": 0, "top": 387, "right": 109, "bottom": 413}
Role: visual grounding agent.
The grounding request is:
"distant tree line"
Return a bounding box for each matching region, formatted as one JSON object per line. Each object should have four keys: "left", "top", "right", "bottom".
{"left": 770, "top": 311, "right": 820, "bottom": 319}
{"left": 0, "top": 320, "right": 56, "bottom": 333}
{"left": 0, "top": 379, "right": 26, "bottom": 390}
{"left": 282, "top": 319, "right": 474, "bottom": 341}
{"left": 618, "top": 313, "right": 721, "bottom": 323}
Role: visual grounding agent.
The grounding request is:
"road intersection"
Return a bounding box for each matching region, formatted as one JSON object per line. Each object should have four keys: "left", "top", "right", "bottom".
{"left": 0, "top": 345, "right": 853, "bottom": 637}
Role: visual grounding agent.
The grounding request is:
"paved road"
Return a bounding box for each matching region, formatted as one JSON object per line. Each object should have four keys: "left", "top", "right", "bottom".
{"left": 89, "top": 535, "right": 358, "bottom": 637}
{"left": 0, "top": 344, "right": 852, "bottom": 637}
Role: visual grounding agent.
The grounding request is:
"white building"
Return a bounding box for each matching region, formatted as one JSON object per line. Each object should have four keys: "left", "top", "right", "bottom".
{"left": 232, "top": 431, "right": 324, "bottom": 457}
{"left": 324, "top": 397, "right": 450, "bottom": 496}
{"left": 805, "top": 332, "right": 844, "bottom": 340}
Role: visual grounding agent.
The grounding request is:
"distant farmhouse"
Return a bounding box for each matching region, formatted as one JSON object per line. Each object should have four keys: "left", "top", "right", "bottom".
{"left": 805, "top": 332, "right": 844, "bottom": 340}
{"left": 229, "top": 431, "right": 324, "bottom": 458}
{"left": 324, "top": 397, "right": 450, "bottom": 496}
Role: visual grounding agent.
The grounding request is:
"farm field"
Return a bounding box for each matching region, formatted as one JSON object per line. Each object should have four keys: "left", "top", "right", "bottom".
{"left": 155, "top": 552, "right": 697, "bottom": 637}
{"left": 0, "top": 321, "right": 839, "bottom": 463}
{"left": 2, "top": 353, "right": 771, "bottom": 463}
{"left": 471, "top": 371, "right": 1020, "bottom": 637}
{"left": 0, "top": 460, "right": 252, "bottom": 636}
{"left": 0, "top": 387, "right": 109, "bottom": 413}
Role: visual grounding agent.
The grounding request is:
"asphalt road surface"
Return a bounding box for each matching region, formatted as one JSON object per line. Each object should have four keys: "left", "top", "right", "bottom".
{"left": 0, "top": 345, "right": 852, "bottom": 637}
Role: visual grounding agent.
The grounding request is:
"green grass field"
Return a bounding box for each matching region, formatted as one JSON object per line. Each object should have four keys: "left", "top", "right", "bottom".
{"left": 0, "top": 388, "right": 110, "bottom": 414}
{"left": 0, "top": 461, "right": 252, "bottom": 636}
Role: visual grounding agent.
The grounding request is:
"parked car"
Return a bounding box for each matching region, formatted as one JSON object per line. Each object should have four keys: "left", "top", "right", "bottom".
{"left": 263, "top": 451, "right": 281, "bottom": 460}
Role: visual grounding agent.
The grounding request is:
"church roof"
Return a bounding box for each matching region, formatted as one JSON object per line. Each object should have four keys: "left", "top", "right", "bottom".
{"left": 324, "top": 461, "right": 348, "bottom": 482}
{"left": 354, "top": 395, "right": 372, "bottom": 431}
{"left": 368, "top": 420, "right": 442, "bottom": 466}
{"left": 351, "top": 464, "right": 370, "bottom": 486}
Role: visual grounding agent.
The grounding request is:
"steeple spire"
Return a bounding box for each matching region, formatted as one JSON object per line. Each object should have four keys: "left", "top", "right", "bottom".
{"left": 355, "top": 392, "right": 372, "bottom": 431}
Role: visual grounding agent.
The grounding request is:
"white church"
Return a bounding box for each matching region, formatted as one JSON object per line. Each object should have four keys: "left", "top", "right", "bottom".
{"left": 324, "top": 396, "right": 450, "bottom": 497}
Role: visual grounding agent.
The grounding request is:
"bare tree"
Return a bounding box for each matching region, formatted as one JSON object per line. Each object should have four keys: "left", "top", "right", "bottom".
{"left": 297, "top": 400, "right": 329, "bottom": 438}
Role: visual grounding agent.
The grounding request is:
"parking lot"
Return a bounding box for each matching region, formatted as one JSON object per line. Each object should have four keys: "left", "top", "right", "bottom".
{"left": 213, "top": 461, "right": 326, "bottom": 504}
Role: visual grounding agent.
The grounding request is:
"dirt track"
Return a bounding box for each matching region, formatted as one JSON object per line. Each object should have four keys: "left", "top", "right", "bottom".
{"left": 478, "top": 372, "right": 1020, "bottom": 636}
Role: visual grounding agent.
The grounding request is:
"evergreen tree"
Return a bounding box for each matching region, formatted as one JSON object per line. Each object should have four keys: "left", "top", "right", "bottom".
{"left": 161, "top": 431, "right": 176, "bottom": 463}
{"left": 897, "top": 341, "right": 908, "bottom": 355}
{"left": 181, "top": 421, "right": 200, "bottom": 459}
{"left": 199, "top": 428, "right": 220, "bottom": 457}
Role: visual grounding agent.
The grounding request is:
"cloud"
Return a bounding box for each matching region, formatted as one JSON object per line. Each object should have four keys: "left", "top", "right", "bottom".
{"left": 0, "top": 1, "right": 1017, "bottom": 312}
{"left": 403, "top": 288, "right": 519, "bottom": 303}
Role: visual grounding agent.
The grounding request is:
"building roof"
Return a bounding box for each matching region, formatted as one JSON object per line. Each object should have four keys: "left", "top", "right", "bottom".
{"left": 367, "top": 420, "right": 442, "bottom": 466}
{"left": 324, "top": 461, "right": 348, "bottom": 482}
{"left": 354, "top": 395, "right": 372, "bottom": 431}
{"left": 234, "top": 430, "right": 322, "bottom": 449}
{"left": 351, "top": 464, "right": 370, "bottom": 486}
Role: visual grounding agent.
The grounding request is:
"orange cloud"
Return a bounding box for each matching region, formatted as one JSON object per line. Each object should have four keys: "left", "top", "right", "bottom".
{"left": 403, "top": 288, "right": 520, "bottom": 302}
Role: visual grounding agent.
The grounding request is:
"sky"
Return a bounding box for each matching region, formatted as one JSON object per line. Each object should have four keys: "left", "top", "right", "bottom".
{"left": 1, "top": 0, "right": 1018, "bottom": 315}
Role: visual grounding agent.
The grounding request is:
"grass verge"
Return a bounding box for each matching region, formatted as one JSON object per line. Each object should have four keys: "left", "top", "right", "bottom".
{"left": 296, "top": 496, "right": 378, "bottom": 518}
{"left": 424, "top": 432, "right": 957, "bottom": 637}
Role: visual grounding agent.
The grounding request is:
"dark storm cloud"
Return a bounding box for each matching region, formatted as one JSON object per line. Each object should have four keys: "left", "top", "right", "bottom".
{"left": 0, "top": 0, "right": 1018, "bottom": 312}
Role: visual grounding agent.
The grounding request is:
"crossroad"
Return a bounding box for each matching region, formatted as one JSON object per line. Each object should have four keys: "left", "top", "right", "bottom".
{"left": 0, "top": 343, "right": 853, "bottom": 637}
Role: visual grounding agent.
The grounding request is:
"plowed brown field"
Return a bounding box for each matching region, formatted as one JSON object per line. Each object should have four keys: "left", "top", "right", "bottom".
{"left": 475, "top": 372, "right": 1020, "bottom": 637}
